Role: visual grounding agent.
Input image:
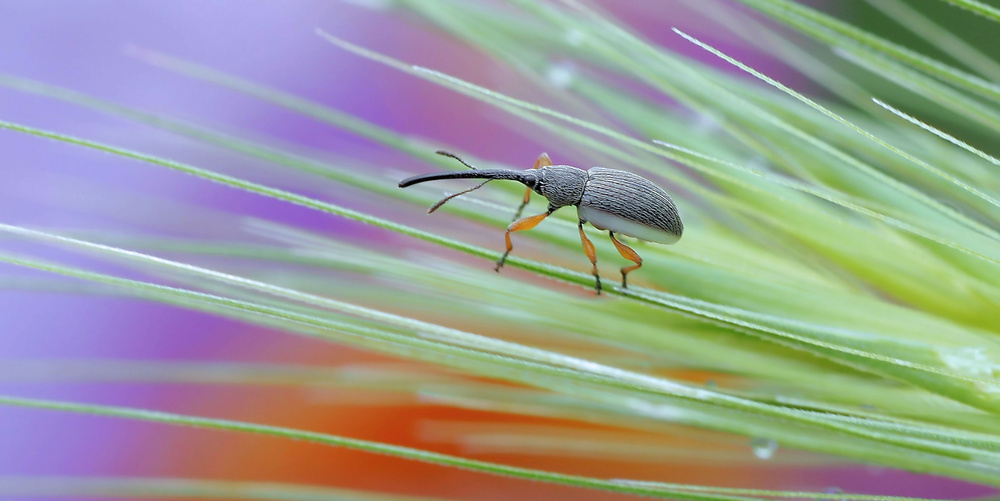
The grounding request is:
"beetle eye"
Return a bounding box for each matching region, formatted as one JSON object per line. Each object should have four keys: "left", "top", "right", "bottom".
{"left": 523, "top": 173, "right": 539, "bottom": 190}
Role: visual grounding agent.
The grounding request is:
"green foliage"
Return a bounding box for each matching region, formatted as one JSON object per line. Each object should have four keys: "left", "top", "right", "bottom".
{"left": 4, "top": 0, "right": 1000, "bottom": 498}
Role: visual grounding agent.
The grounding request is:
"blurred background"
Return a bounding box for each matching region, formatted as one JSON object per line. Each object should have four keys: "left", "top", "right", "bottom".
{"left": 2, "top": 1, "right": 1000, "bottom": 499}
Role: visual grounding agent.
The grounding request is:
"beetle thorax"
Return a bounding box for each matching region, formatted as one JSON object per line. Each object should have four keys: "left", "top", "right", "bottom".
{"left": 534, "top": 165, "right": 588, "bottom": 209}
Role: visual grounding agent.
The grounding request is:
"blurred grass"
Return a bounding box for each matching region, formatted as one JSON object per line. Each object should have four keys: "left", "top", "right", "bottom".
{"left": 3, "top": 0, "right": 1000, "bottom": 498}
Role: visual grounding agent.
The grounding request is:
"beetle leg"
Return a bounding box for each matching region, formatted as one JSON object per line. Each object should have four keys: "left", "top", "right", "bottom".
{"left": 609, "top": 231, "right": 643, "bottom": 288}
{"left": 496, "top": 210, "right": 552, "bottom": 272}
{"left": 579, "top": 221, "right": 602, "bottom": 295}
{"left": 512, "top": 153, "right": 553, "bottom": 221}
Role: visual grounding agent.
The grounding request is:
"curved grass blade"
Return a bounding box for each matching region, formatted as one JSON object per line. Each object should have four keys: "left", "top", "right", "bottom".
{"left": 866, "top": 0, "right": 1000, "bottom": 83}
{"left": 0, "top": 395, "right": 750, "bottom": 501}
{"left": 8, "top": 227, "right": 1000, "bottom": 461}
{"left": 671, "top": 28, "right": 1000, "bottom": 236}
{"left": 7, "top": 251, "right": 1000, "bottom": 481}
{"left": 0, "top": 476, "right": 442, "bottom": 501}
{"left": 4, "top": 118, "right": 1000, "bottom": 416}
{"left": 7, "top": 215, "right": 1000, "bottom": 414}
{"left": 938, "top": 0, "right": 1000, "bottom": 23}
{"left": 873, "top": 99, "right": 1000, "bottom": 169}
{"left": 831, "top": 48, "right": 1000, "bottom": 136}
{"left": 734, "top": 0, "right": 1000, "bottom": 105}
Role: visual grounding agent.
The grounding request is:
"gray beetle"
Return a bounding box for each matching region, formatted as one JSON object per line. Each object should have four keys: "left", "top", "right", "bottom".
{"left": 399, "top": 151, "right": 683, "bottom": 294}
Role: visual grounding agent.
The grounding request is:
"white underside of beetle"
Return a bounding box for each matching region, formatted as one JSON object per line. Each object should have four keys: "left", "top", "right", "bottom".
{"left": 577, "top": 206, "right": 680, "bottom": 245}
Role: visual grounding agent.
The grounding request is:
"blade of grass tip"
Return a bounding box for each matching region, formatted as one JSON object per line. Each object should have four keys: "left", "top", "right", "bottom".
{"left": 682, "top": 0, "right": 878, "bottom": 114}
{"left": 124, "top": 46, "right": 450, "bottom": 166}
{"left": 0, "top": 75, "right": 533, "bottom": 229}
{"left": 734, "top": 0, "right": 1000, "bottom": 105}
{"left": 4, "top": 242, "right": 994, "bottom": 463}
{"left": 0, "top": 395, "right": 753, "bottom": 501}
{"left": 0, "top": 75, "right": 393, "bottom": 190}
{"left": 128, "top": 45, "right": 576, "bottom": 212}
{"left": 865, "top": 0, "right": 1000, "bottom": 83}
{"left": 314, "top": 26, "right": 812, "bottom": 193}
{"left": 671, "top": 28, "right": 1000, "bottom": 238}
{"left": 938, "top": 0, "right": 1000, "bottom": 23}
{"left": 126, "top": 46, "right": 524, "bottom": 184}
{"left": 313, "top": 29, "right": 1000, "bottom": 270}
{"left": 831, "top": 47, "right": 1000, "bottom": 136}
{"left": 872, "top": 98, "right": 1000, "bottom": 169}
{"left": 0, "top": 477, "right": 443, "bottom": 501}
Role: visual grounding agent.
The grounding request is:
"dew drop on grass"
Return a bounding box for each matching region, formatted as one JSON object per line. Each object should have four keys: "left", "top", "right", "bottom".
{"left": 823, "top": 486, "right": 846, "bottom": 501}
{"left": 750, "top": 437, "right": 778, "bottom": 459}
{"left": 704, "top": 379, "right": 718, "bottom": 389}
{"left": 546, "top": 61, "right": 576, "bottom": 89}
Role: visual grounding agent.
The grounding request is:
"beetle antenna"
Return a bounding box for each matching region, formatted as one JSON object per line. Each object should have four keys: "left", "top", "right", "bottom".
{"left": 436, "top": 150, "right": 477, "bottom": 170}
{"left": 428, "top": 179, "right": 492, "bottom": 213}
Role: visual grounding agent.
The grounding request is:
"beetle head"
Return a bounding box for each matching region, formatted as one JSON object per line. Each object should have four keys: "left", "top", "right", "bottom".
{"left": 534, "top": 165, "right": 588, "bottom": 209}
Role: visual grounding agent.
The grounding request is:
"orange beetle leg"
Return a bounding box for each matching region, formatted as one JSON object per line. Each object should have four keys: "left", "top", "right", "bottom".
{"left": 609, "top": 231, "right": 643, "bottom": 288}
{"left": 579, "top": 222, "right": 602, "bottom": 295}
{"left": 496, "top": 211, "right": 551, "bottom": 272}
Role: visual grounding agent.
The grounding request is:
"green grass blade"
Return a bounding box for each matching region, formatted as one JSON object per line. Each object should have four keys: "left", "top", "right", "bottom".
{"left": 671, "top": 28, "right": 1000, "bottom": 236}
{"left": 0, "top": 395, "right": 749, "bottom": 501}
{"left": 0, "top": 395, "right": 966, "bottom": 501}
{"left": 735, "top": 0, "right": 1000, "bottom": 104}
{"left": 0, "top": 477, "right": 442, "bottom": 501}
{"left": 938, "top": 0, "right": 1000, "bottom": 23}
{"left": 866, "top": 0, "right": 1000, "bottom": 83}
{"left": 7, "top": 228, "right": 1000, "bottom": 480}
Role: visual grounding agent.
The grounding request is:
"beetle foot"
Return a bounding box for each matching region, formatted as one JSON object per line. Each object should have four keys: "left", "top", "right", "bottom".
{"left": 495, "top": 251, "right": 511, "bottom": 272}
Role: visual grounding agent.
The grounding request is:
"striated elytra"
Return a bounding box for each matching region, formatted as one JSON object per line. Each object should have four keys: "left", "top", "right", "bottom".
{"left": 399, "top": 151, "right": 683, "bottom": 294}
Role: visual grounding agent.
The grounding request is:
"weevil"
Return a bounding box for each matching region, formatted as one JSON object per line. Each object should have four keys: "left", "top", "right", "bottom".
{"left": 398, "top": 151, "right": 683, "bottom": 294}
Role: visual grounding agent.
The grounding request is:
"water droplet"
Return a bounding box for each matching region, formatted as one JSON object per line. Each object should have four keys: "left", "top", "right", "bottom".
{"left": 750, "top": 437, "right": 778, "bottom": 459}
{"left": 938, "top": 346, "right": 1000, "bottom": 380}
{"left": 546, "top": 61, "right": 576, "bottom": 89}
{"left": 823, "top": 486, "right": 846, "bottom": 501}
{"left": 692, "top": 112, "right": 721, "bottom": 134}
{"left": 705, "top": 380, "right": 717, "bottom": 389}
{"left": 564, "top": 28, "right": 585, "bottom": 46}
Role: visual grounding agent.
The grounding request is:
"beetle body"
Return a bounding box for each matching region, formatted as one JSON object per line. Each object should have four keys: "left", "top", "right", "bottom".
{"left": 399, "top": 152, "right": 682, "bottom": 293}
